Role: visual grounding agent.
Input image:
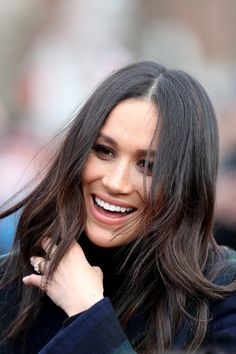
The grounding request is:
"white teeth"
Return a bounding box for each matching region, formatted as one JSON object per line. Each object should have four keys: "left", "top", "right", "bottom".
{"left": 104, "top": 202, "right": 109, "bottom": 209}
{"left": 94, "top": 197, "right": 133, "bottom": 213}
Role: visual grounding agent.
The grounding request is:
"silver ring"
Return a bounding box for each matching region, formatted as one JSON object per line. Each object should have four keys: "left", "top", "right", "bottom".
{"left": 34, "top": 261, "right": 42, "bottom": 274}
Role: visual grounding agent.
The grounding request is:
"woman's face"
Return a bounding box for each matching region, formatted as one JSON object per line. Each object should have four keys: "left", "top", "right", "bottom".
{"left": 81, "top": 98, "right": 158, "bottom": 247}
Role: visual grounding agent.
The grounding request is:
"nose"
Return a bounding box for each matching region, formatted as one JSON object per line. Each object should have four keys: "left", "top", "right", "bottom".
{"left": 102, "top": 160, "right": 133, "bottom": 195}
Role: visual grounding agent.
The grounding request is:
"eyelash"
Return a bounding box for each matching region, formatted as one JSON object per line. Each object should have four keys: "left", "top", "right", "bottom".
{"left": 92, "top": 144, "right": 153, "bottom": 175}
{"left": 137, "top": 160, "right": 154, "bottom": 175}
{"left": 92, "top": 144, "right": 115, "bottom": 158}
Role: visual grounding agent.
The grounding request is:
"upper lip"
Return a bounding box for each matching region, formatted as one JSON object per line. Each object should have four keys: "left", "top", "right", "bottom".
{"left": 92, "top": 193, "right": 137, "bottom": 210}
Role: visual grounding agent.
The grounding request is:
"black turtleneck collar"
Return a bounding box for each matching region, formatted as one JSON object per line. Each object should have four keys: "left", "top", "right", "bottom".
{"left": 78, "top": 233, "right": 130, "bottom": 300}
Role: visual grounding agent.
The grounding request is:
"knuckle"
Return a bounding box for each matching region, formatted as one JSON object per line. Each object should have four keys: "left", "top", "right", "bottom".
{"left": 93, "top": 266, "right": 103, "bottom": 277}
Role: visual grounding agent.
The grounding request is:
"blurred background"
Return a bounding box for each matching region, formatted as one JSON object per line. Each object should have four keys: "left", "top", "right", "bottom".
{"left": 1, "top": 0, "right": 236, "bottom": 253}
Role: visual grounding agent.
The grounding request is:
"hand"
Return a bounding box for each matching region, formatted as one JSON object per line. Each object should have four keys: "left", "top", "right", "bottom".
{"left": 23, "top": 240, "right": 104, "bottom": 316}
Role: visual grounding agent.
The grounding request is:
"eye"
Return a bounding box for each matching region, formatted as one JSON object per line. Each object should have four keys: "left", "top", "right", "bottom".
{"left": 92, "top": 144, "right": 115, "bottom": 158}
{"left": 137, "top": 160, "right": 154, "bottom": 175}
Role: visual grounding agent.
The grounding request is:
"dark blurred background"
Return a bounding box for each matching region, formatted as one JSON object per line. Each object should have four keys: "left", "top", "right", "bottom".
{"left": 1, "top": 0, "right": 236, "bottom": 253}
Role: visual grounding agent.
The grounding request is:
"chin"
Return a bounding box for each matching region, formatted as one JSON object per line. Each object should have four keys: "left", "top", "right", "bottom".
{"left": 85, "top": 224, "right": 131, "bottom": 248}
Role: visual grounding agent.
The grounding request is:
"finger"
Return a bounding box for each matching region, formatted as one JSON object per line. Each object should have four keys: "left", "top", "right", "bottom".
{"left": 93, "top": 266, "right": 103, "bottom": 279}
{"left": 23, "top": 274, "right": 47, "bottom": 291}
{"left": 30, "top": 256, "right": 46, "bottom": 274}
{"left": 42, "top": 238, "right": 57, "bottom": 256}
{"left": 71, "top": 242, "right": 89, "bottom": 261}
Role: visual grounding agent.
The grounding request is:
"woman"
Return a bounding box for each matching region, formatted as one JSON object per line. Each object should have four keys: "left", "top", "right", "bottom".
{"left": 0, "top": 61, "right": 236, "bottom": 354}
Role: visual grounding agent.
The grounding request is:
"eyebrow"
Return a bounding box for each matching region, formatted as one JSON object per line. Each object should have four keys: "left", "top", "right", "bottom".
{"left": 97, "top": 132, "right": 156, "bottom": 157}
{"left": 97, "top": 133, "right": 118, "bottom": 147}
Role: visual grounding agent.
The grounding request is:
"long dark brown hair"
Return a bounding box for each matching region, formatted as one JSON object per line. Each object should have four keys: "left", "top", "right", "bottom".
{"left": 1, "top": 61, "right": 236, "bottom": 353}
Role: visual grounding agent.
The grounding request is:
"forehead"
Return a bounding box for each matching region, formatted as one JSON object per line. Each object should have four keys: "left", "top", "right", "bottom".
{"left": 100, "top": 99, "right": 158, "bottom": 148}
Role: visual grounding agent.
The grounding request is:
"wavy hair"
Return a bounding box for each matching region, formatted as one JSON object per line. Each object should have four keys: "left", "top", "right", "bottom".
{"left": 1, "top": 61, "right": 235, "bottom": 353}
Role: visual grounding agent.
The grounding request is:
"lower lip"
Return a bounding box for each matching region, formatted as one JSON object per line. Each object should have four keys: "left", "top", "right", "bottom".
{"left": 89, "top": 196, "right": 135, "bottom": 226}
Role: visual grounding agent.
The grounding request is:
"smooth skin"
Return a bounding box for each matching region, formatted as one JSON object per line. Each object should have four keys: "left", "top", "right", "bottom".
{"left": 23, "top": 240, "right": 104, "bottom": 316}
{"left": 23, "top": 98, "right": 158, "bottom": 316}
{"left": 82, "top": 98, "right": 157, "bottom": 247}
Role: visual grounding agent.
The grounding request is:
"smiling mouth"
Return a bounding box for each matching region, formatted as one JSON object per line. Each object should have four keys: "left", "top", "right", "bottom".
{"left": 92, "top": 195, "right": 136, "bottom": 216}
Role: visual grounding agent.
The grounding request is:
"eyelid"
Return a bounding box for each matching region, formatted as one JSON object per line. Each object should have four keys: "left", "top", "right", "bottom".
{"left": 93, "top": 143, "right": 113, "bottom": 150}
{"left": 93, "top": 143, "right": 115, "bottom": 157}
{"left": 137, "top": 159, "right": 154, "bottom": 176}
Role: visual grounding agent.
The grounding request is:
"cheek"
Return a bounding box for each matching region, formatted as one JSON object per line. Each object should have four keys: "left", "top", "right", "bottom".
{"left": 81, "top": 155, "right": 100, "bottom": 185}
{"left": 145, "top": 178, "right": 152, "bottom": 195}
{"left": 136, "top": 177, "right": 152, "bottom": 203}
